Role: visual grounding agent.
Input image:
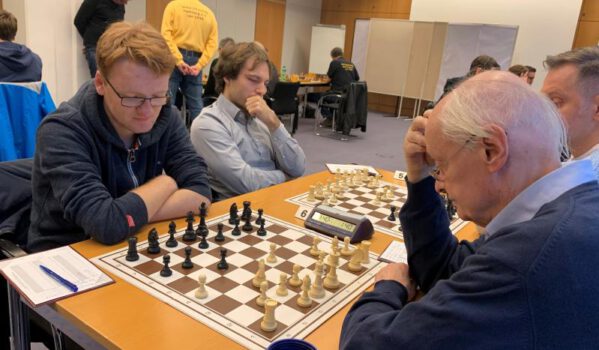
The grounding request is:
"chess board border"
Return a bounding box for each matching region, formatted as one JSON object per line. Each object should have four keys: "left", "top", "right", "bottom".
{"left": 92, "top": 214, "right": 385, "bottom": 350}
{"left": 285, "top": 180, "right": 468, "bottom": 239}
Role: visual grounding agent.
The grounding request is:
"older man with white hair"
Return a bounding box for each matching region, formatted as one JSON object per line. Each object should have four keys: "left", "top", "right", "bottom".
{"left": 340, "top": 71, "right": 599, "bottom": 349}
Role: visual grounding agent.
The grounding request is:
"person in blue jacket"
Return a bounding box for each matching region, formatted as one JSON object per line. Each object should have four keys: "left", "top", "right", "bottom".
{"left": 27, "top": 21, "right": 212, "bottom": 252}
{"left": 340, "top": 71, "right": 599, "bottom": 349}
{"left": 0, "top": 9, "right": 42, "bottom": 82}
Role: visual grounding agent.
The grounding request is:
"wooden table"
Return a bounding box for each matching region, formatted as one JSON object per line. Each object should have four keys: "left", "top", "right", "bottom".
{"left": 20, "top": 170, "right": 478, "bottom": 350}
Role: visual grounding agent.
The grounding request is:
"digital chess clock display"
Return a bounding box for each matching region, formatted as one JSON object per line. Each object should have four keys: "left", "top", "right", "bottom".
{"left": 311, "top": 212, "right": 356, "bottom": 232}
{"left": 304, "top": 205, "right": 373, "bottom": 243}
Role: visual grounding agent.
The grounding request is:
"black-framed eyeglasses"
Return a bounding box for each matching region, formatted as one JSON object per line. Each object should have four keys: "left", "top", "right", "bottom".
{"left": 104, "top": 77, "right": 169, "bottom": 108}
{"left": 429, "top": 136, "right": 477, "bottom": 182}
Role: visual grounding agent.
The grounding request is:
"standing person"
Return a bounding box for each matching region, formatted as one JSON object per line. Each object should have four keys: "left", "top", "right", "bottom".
{"left": 74, "top": 0, "right": 127, "bottom": 78}
{"left": 190, "top": 42, "right": 305, "bottom": 201}
{"left": 162, "top": 0, "right": 218, "bottom": 121}
{"left": 203, "top": 37, "right": 235, "bottom": 103}
{"left": 0, "top": 9, "right": 42, "bottom": 82}
{"left": 320, "top": 47, "right": 359, "bottom": 127}
{"left": 27, "top": 21, "right": 211, "bottom": 253}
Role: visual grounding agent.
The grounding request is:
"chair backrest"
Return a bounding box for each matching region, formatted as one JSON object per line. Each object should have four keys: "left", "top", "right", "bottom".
{"left": 0, "top": 158, "right": 33, "bottom": 248}
{"left": 269, "top": 82, "right": 300, "bottom": 115}
{"left": 338, "top": 81, "right": 368, "bottom": 134}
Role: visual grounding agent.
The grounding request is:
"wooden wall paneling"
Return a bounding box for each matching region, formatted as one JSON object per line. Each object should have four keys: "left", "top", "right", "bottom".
{"left": 573, "top": 21, "right": 599, "bottom": 48}
{"left": 580, "top": 0, "right": 599, "bottom": 21}
{"left": 146, "top": 0, "right": 171, "bottom": 31}
{"left": 255, "top": 0, "right": 286, "bottom": 69}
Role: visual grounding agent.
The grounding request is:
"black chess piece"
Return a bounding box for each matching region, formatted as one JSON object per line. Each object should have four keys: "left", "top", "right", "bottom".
{"left": 198, "top": 230, "right": 209, "bottom": 249}
{"left": 255, "top": 208, "right": 264, "bottom": 225}
{"left": 166, "top": 221, "right": 178, "bottom": 247}
{"left": 183, "top": 211, "right": 196, "bottom": 242}
{"left": 217, "top": 248, "right": 229, "bottom": 270}
{"left": 197, "top": 203, "right": 208, "bottom": 237}
{"left": 181, "top": 246, "right": 193, "bottom": 269}
{"left": 242, "top": 215, "right": 253, "bottom": 232}
{"left": 126, "top": 236, "right": 139, "bottom": 261}
{"left": 387, "top": 206, "right": 396, "bottom": 221}
{"left": 215, "top": 222, "right": 225, "bottom": 242}
{"left": 257, "top": 219, "right": 267, "bottom": 236}
{"left": 229, "top": 203, "right": 238, "bottom": 224}
{"left": 147, "top": 228, "right": 161, "bottom": 254}
{"left": 241, "top": 201, "right": 252, "bottom": 221}
{"left": 231, "top": 218, "right": 241, "bottom": 236}
{"left": 160, "top": 254, "right": 172, "bottom": 277}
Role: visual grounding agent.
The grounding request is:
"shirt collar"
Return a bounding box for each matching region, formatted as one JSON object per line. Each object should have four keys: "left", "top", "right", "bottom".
{"left": 215, "top": 94, "right": 252, "bottom": 124}
{"left": 484, "top": 159, "right": 596, "bottom": 238}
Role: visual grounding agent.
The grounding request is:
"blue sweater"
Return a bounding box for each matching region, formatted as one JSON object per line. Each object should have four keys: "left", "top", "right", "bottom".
{"left": 340, "top": 177, "right": 599, "bottom": 349}
{"left": 27, "top": 81, "right": 211, "bottom": 252}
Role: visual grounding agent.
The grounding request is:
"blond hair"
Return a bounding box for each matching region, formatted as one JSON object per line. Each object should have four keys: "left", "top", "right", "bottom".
{"left": 96, "top": 21, "right": 175, "bottom": 77}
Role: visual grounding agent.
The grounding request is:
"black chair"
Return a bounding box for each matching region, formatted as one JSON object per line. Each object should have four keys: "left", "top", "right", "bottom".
{"left": 265, "top": 82, "right": 301, "bottom": 134}
{"left": 316, "top": 81, "right": 368, "bottom": 140}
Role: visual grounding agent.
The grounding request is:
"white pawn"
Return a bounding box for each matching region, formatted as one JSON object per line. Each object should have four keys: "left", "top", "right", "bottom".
{"left": 256, "top": 280, "right": 268, "bottom": 306}
{"left": 309, "top": 236, "right": 321, "bottom": 256}
{"left": 288, "top": 264, "right": 302, "bottom": 287}
{"left": 253, "top": 259, "right": 267, "bottom": 288}
{"left": 309, "top": 262, "right": 325, "bottom": 299}
{"left": 195, "top": 273, "right": 208, "bottom": 299}
{"left": 329, "top": 192, "right": 338, "bottom": 204}
{"left": 297, "top": 275, "right": 312, "bottom": 307}
{"left": 385, "top": 187, "right": 394, "bottom": 200}
{"left": 348, "top": 248, "right": 363, "bottom": 272}
{"left": 340, "top": 236, "right": 352, "bottom": 256}
{"left": 331, "top": 235, "right": 339, "bottom": 253}
{"left": 324, "top": 254, "right": 340, "bottom": 289}
{"left": 307, "top": 185, "right": 316, "bottom": 202}
{"left": 276, "top": 273, "right": 288, "bottom": 296}
{"left": 267, "top": 243, "right": 277, "bottom": 263}
{"left": 318, "top": 251, "right": 327, "bottom": 265}
{"left": 260, "top": 298, "right": 278, "bottom": 332}
{"left": 372, "top": 191, "right": 382, "bottom": 205}
{"left": 361, "top": 240, "right": 371, "bottom": 264}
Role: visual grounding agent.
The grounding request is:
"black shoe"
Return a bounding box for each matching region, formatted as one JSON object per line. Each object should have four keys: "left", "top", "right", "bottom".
{"left": 320, "top": 118, "right": 332, "bottom": 128}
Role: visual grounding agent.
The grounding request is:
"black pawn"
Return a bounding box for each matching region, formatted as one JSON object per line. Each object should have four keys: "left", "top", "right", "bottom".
{"left": 242, "top": 215, "right": 253, "bottom": 232}
{"left": 160, "top": 254, "right": 172, "bottom": 277}
{"left": 147, "top": 228, "right": 161, "bottom": 254}
{"left": 231, "top": 219, "right": 241, "bottom": 236}
{"left": 183, "top": 211, "right": 196, "bottom": 242}
{"left": 387, "top": 206, "right": 396, "bottom": 221}
{"left": 198, "top": 230, "right": 209, "bottom": 249}
{"left": 229, "top": 203, "right": 238, "bottom": 225}
{"left": 181, "top": 246, "right": 193, "bottom": 269}
{"left": 215, "top": 222, "right": 225, "bottom": 242}
{"left": 166, "top": 221, "right": 178, "bottom": 247}
{"left": 217, "top": 248, "right": 229, "bottom": 270}
{"left": 255, "top": 208, "right": 264, "bottom": 225}
{"left": 241, "top": 201, "right": 252, "bottom": 221}
{"left": 126, "top": 236, "right": 139, "bottom": 261}
{"left": 257, "top": 219, "right": 267, "bottom": 236}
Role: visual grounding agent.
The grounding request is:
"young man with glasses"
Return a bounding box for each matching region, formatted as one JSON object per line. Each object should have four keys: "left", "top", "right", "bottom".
{"left": 27, "top": 22, "right": 212, "bottom": 252}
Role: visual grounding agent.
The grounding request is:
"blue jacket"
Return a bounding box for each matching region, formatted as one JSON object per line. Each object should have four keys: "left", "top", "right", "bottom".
{"left": 341, "top": 176, "right": 599, "bottom": 349}
{"left": 0, "top": 41, "right": 42, "bottom": 83}
{"left": 27, "top": 81, "right": 212, "bottom": 252}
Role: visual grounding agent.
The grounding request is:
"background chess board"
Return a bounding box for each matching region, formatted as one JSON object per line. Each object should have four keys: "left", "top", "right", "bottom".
{"left": 286, "top": 179, "right": 467, "bottom": 239}
{"left": 93, "top": 213, "right": 385, "bottom": 350}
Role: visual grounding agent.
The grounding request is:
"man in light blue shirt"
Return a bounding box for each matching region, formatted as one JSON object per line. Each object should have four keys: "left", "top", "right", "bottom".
{"left": 190, "top": 42, "right": 305, "bottom": 200}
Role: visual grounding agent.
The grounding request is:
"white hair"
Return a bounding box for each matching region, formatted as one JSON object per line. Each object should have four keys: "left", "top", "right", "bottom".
{"left": 440, "top": 75, "right": 567, "bottom": 156}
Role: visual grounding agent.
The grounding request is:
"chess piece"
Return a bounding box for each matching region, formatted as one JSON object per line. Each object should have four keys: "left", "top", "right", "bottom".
{"left": 296, "top": 275, "right": 312, "bottom": 307}
{"left": 307, "top": 185, "right": 316, "bottom": 202}
{"left": 323, "top": 253, "right": 340, "bottom": 289}
{"left": 372, "top": 191, "right": 382, "bottom": 205}
{"left": 340, "top": 236, "right": 352, "bottom": 257}
{"left": 182, "top": 246, "right": 194, "bottom": 269}
{"left": 242, "top": 215, "right": 253, "bottom": 232}
{"left": 147, "top": 228, "right": 161, "bottom": 254}
{"left": 217, "top": 248, "right": 229, "bottom": 270}
{"left": 360, "top": 240, "right": 371, "bottom": 264}
{"left": 183, "top": 211, "right": 196, "bottom": 242}
{"left": 198, "top": 229, "right": 209, "bottom": 249}
{"left": 231, "top": 218, "right": 241, "bottom": 236}
{"left": 256, "top": 280, "right": 268, "bottom": 306}
{"left": 160, "top": 254, "right": 172, "bottom": 277}
{"left": 215, "top": 222, "right": 225, "bottom": 242}
{"left": 257, "top": 219, "right": 267, "bottom": 236}
{"left": 348, "top": 248, "right": 363, "bottom": 272}
{"left": 229, "top": 203, "right": 238, "bottom": 224}
{"left": 266, "top": 243, "right": 277, "bottom": 263}
{"left": 288, "top": 264, "right": 302, "bottom": 287}
{"left": 318, "top": 251, "right": 327, "bottom": 265}
{"left": 255, "top": 208, "right": 264, "bottom": 225}
{"left": 252, "top": 259, "right": 267, "bottom": 288}
{"left": 276, "top": 273, "right": 288, "bottom": 296}
{"left": 126, "top": 236, "right": 139, "bottom": 261}
{"left": 329, "top": 192, "right": 338, "bottom": 204}
{"left": 195, "top": 273, "right": 208, "bottom": 299}
{"left": 388, "top": 205, "right": 397, "bottom": 221}
{"left": 166, "top": 221, "right": 178, "bottom": 247}
{"left": 260, "top": 298, "right": 278, "bottom": 332}
{"left": 331, "top": 236, "right": 339, "bottom": 253}
{"left": 385, "top": 187, "right": 394, "bottom": 200}
{"left": 197, "top": 202, "right": 208, "bottom": 237}
{"left": 309, "top": 236, "right": 321, "bottom": 256}
{"left": 309, "top": 262, "right": 325, "bottom": 299}
{"left": 241, "top": 200, "right": 252, "bottom": 221}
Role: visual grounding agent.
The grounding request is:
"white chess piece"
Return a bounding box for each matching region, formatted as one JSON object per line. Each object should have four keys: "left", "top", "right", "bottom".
{"left": 340, "top": 236, "right": 352, "bottom": 256}
{"left": 324, "top": 253, "right": 340, "bottom": 289}
{"left": 252, "top": 259, "right": 267, "bottom": 288}
{"left": 267, "top": 243, "right": 277, "bottom": 263}
{"left": 260, "top": 298, "right": 278, "bottom": 332}
{"left": 307, "top": 185, "right": 316, "bottom": 202}
{"left": 309, "top": 262, "right": 325, "bottom": 299}
{"left": 348, "top": 249, "right": 363, "bottom": 272}
{"left": 361, "top": 240, "right": 371, "bottom": 264}
{"left": 310, "top": 236, "right": 321, "bottom": 256}
{"left": 256, "top": 280, "right": 268, "bottom": 306}
{"left": 288, "top": 264, "right": 302, "bottom": 287}
{"left": 195, "top": 273, "right": 208, "bottom": 299}
{"left": 331, "top": 235, "right": 339, "bottom": 253}
{"left": 276, "top": 273, "right": 288, "bottom": 296}
{"left": 297, "top": 275, "right": 312, "bottom": 307}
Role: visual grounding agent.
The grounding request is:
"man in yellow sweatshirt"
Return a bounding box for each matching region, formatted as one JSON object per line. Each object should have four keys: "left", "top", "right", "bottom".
{"left": 161, "top": 0, "right": 218, "bottom": 122}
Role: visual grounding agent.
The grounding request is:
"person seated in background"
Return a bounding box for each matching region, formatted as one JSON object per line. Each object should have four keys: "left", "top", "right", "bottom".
{"left": 0, "top": 9, "right": 42, "bottom": 82}
{"left": 440, "top": 54, "right": 499, "bottom": 99}
{"left": 27, "top": 22, "right": 211, "bottom": 253}
{"left": 319, "top": 47, "right": 359, "bottom": 127}
{"left": 525, "top": 65, "right": 536, "bottom": 85}
{"left": 340, "top": 71, "right": 599, "bottom": 348}
{"left": 542, "top": 46, "right": 599, "bottom": 175}
{"left": 190, "top": 42, "right": 305, "bottom": 201}
{"left": 203, "top": 37, "right": 235, "bottom": 106}
{"left": 508, "top": 64, "right": 529, "bottom": 82}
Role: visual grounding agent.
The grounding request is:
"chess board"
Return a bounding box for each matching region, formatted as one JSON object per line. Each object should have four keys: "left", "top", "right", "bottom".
{"left": 92, "top": 213, "right": 385, "bottom": 350}
{"left": 286, "top": 179, "right": 467, "bottom": 239}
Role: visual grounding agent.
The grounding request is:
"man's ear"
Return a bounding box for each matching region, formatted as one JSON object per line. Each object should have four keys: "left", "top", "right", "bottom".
{"left": 480, "top": 124, "right": 508, "bottom": 173}
{"left": 592, "top": 94, "right": 599, "bottom": 121}
{"left": 94, "top": 71, "right": 105, "bottom": 96}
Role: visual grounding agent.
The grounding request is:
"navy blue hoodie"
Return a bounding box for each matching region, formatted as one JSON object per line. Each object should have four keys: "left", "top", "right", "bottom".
{"left": 0, "top": 41, "right": 42, "bottom": 82}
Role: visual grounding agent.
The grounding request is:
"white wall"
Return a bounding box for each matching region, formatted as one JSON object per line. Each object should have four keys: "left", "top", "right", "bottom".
{"left": 410, "top": 0, "right": 583, "bottom": 89}
{"left": 282, "top": 0, "right": 322, "bottom": 74}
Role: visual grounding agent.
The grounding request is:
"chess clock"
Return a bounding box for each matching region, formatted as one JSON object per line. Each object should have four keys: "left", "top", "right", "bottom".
{"left": 304, "top": 205, "right": 373, "bottom": 243}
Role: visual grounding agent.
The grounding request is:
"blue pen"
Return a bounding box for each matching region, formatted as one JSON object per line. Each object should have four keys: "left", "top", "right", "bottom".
{"left": 39, "top": 265, "right": 79, "bottom": 292}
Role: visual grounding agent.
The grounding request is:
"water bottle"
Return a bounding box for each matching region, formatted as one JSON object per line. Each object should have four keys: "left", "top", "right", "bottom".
{"left": 280, "top": 65, "right": 287, "bottom": 81}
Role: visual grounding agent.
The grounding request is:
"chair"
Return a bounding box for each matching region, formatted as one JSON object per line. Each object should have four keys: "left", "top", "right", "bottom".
{"left": 265, "top": 82, "right": 301, "bottom": 134}
{"left": 316, "top": 81, "right": 368, "bottom": 140}
{"left": 0, "top": 82, "right": 56, "bottom": 162}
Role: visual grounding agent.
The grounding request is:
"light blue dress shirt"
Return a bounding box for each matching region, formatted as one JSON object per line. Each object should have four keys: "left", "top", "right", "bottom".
{"left": 190, "top": 95, "right": 305, "bottom": 200}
